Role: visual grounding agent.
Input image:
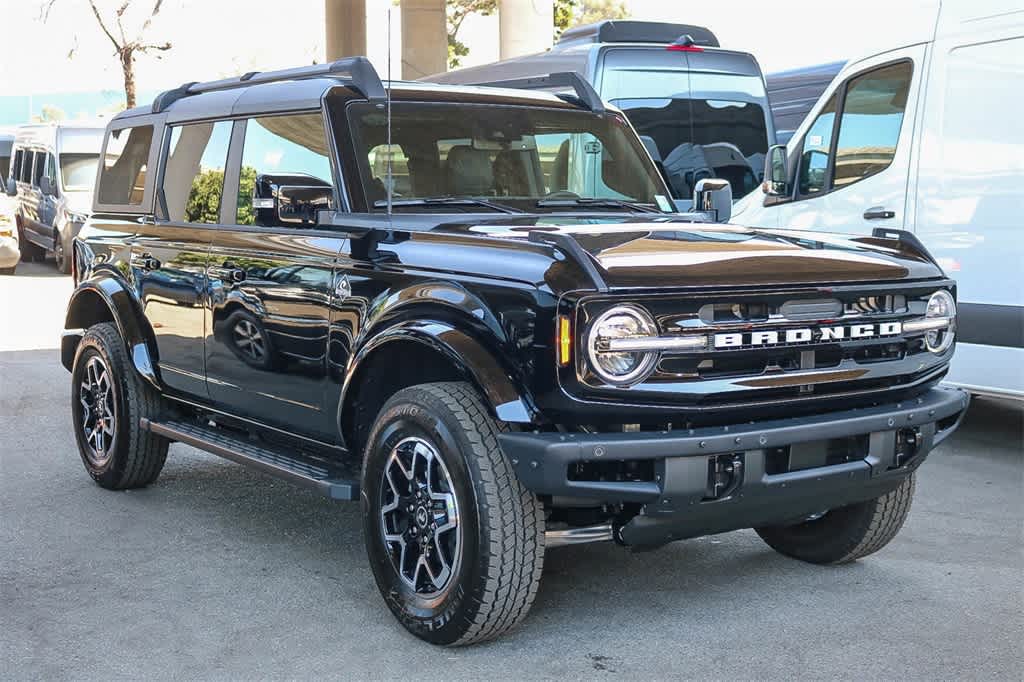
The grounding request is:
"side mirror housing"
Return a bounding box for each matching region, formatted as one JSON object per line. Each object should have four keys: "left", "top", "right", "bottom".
{"left": 763, "top": 144, "right": 790, "bottom": 197}
{"left": 6, "top": 178, "right": 16, "bottom": 197}
{"left": 277, "top": 185, "right": 333, "bottom": 226}
{"left": 693, "top": 178, "right": 732, "bottom": 223}
{"left": 39, "top": 176, "right": 54, "bottom": 196}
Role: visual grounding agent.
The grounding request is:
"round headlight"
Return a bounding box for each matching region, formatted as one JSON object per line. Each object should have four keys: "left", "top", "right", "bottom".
{"left": 586, "top": 305, "right": 659, "bottom": 385}
{"left": 924, "top": 290, "right": 956, "bottom": 353}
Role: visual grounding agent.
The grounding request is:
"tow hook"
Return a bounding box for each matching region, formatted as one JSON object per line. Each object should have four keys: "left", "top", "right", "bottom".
{"left": 705, "top": 454, "right": 744, "bottom": 501}
{"left": 894, "top": 428, "right": 922, "bottom": 468}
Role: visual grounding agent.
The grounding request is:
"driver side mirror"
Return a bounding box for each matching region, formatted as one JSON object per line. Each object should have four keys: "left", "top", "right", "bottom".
{"left": 39, "top": 176, "right": 55, "bottom": 196}
{"left": 763, "top": 144, "right": 790, "bottom": 197}
{"left": 5, "top": 178, "right": 15, "bottom": 197}
{"left": 277, "top": 185, "right": 333, "bottom": 226}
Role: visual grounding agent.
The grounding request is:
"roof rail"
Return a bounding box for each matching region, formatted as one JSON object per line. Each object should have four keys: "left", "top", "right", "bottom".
{"left": 469, "top": 72, "right": 605, "bottom": 113}
{"left": 151, "top": 56, "right": 386, "bottom": 114}
{"left": 556, "top": 20, "right": 719, "bottom": 49}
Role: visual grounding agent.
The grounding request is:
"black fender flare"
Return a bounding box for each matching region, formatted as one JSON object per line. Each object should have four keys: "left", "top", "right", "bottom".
{"left": 62, "top": 276, "right": 161, "bottom": 389}
{"left": 339, "top": 318, "right": 538, "bottom": 429}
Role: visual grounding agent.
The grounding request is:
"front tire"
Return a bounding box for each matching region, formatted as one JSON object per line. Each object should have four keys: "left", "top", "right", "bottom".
{"left": 54, "top": 227, "right": 73, "bottom": 274}
{"left": 361, "top": 382, "right": 545, "bottom": 646}
{"left": 755, "top": 474, "right": 915, "bottom": 564}
{"left": 71, "top": 322, "right": 170, "bottom": 489}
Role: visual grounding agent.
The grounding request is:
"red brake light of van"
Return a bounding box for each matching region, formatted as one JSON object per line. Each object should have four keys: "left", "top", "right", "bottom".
{"left": 667, "top": 43, "right": 703, "bottom": 52}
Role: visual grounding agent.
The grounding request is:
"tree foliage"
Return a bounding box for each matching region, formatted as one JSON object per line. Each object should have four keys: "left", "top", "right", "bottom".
{"left": 554, "top": 0, "right": 628, "bottom": 39}
{"left": 447, "top": 0, "right": 497, "bottom": 69}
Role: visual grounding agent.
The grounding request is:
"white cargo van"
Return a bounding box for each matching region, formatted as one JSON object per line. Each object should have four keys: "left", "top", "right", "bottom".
{"left": 732, "top": 1, "right": 1023, "bottom": 400}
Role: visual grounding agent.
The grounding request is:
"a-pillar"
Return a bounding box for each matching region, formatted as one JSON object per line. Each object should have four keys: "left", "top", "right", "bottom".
{"left": 498, "top": 0, "right": 554, "bottom": 60}
{"left": 401, "top": 0, "right": 447, "bottom": 79}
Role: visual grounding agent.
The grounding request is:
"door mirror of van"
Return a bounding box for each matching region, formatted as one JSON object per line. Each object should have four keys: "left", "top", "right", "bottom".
{"left": 39, "top": 176, "right": 55, "bottom": 196}
{"left": 693, "top": 178, "right": 732, "bottom": 223}
{"left": 763, "top": 145, "right": 790, "bottom": 197}
{"left": 277, "top": 185, "right": 333, "bottom": 226}
{"left": 5, "top": 178, "right": 15, "bottom": 197}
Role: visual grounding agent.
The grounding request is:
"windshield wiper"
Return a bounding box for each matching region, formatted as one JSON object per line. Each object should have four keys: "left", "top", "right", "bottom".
{"left": 373, "top": 197, "right": 523, "bottom": 214}
{"left": 535, "top": 198, "right": 663, "bottom": 213}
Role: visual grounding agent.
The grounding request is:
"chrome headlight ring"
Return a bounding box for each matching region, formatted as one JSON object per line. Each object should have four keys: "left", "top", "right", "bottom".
{"left": 586, "top": 305, "right": 660, "bottom": 386}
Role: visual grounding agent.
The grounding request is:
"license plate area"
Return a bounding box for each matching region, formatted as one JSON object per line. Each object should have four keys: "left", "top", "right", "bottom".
{"left": 764, "top": 435, "right": 869, "bottom": 475}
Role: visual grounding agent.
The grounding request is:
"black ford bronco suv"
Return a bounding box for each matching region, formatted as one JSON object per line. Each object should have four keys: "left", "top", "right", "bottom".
{"left": 61, "top": 58, "right": 968, "bottom": 645}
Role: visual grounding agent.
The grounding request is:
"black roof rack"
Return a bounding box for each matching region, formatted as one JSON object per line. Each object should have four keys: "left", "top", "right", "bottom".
{"left": 556, "top": 20, "right": 719, "bottom": 49}
{"left": 151, "top": 56, "right": 386, "bottom": 114}
{"left": 469, "top": 72, "right": 605, "bottom": 113}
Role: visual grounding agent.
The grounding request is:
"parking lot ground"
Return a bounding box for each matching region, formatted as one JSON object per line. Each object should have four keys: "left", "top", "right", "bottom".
{"left": 2, "top": 262, "right": 1022, "bottom": 680}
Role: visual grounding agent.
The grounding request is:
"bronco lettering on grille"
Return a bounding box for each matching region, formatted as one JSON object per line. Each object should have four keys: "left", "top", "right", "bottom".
{"left": 714, "top": 321, "right": 902, "bottom": 349}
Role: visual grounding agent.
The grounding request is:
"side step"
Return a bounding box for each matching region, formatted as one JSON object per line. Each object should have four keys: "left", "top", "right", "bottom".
{"left": 140, "top": 418, "right": 360, "bottom": 501}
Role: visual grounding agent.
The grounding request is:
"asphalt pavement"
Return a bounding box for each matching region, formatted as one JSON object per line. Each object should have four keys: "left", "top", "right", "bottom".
{"left": 1, "top": 262, "right": 1022, "bottom": 680}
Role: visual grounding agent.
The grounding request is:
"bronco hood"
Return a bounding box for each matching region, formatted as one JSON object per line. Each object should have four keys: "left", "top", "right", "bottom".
{"left": 459, "top": 218, "right": 944, "bottom": 289}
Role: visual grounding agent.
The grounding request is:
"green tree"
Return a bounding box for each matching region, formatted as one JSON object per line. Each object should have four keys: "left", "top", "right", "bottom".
{"left": 554, "top": 0, "right": 628, "bottom": 39}
{"left": 235, "top": 166, "right": 258, "bottom": 226}
{"left": 447, "top": 0, "right": 497, "bottom": 69}
{"left": 184, "top": 169, "right": 226, "bottom": 224}
{"left": 36, "top": 105, "right": 67, "bottom": 123}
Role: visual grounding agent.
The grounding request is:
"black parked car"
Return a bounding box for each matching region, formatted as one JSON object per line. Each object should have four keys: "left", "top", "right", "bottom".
{"left": 61, "top": 58, "right": 968, "bottom": 646}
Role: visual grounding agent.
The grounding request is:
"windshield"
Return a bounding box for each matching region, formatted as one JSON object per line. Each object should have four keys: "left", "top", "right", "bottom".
{"left": 60, "top": 153, "right": 101, "bottom": 191}
{"left": 347, "top": 102, "right": 673, "bottom": 213}
{"left": 614, "top": 98, "right": 768, "bottom": 201}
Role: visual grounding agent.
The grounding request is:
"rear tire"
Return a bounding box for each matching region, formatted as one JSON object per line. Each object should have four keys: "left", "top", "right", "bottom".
{"left": 361, "top": 381, "right": 545, "bottom": 646}
{"left": 54, "top": 227, "right": 73, "bottom": 274}
{"left": 755, "top": 474, "right": 915, "bottom": 564}
{"left": 71, "top": 322, "right": 170, "bottom": 489}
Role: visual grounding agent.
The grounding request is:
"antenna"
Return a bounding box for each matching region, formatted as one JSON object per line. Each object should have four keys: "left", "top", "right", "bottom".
{"left": 385, "top": 3, "right": 393, "bottom": 217}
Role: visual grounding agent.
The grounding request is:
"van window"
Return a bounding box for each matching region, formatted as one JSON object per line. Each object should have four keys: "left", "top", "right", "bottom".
{"left": 31, "top": 151, "right": 45, "bottom": 187}
{"left": 60, "top": 154, "right": 101, "bottom": 192}
{"left": 11, "top": 149, "right": 22, "bottom": 182}
{"left": 0, "top": 155, "right": 9, "bottom": 181}
{"left": 98, "top": 125, "right": 154, "bottom": 205}
{"left": 162, "top": 121, "right": 232, "bottom": 223}
{"left": 235, "top": 114, "right": 332, "bottom": 226}
{"left": 798, "top": 92, "right": 838, "bottom": 195}
{"left": 46, "top": 153, "right": 57, "bottom": 191}
{"left": 832, "top": 62, "right": 911, "bottom": 187}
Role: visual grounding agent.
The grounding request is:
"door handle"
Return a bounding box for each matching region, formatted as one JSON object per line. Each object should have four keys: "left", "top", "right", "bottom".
{"left": 132, "top": 253, "right": 161, "bottom": 271}
{"left": 863, "top": 207, "right": 895, "bottom": 220}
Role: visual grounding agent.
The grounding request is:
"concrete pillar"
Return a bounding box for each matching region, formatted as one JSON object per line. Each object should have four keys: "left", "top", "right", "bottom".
{"left": 499, "top": 0, "right": 553, "bottom": 60}
{"left": 401, "top": 0, "right": 447, "bottom": 79}
{"left": 325, "top": 0, "right": 367, "bottom": 61}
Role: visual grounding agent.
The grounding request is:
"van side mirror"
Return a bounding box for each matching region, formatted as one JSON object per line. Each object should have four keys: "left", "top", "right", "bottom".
{"left": 763, "top": 144, "right": 789, "bottom": 197}
{"left": 39, "top": 176, "right": 55, "bottom": 196}
{"left": 277, "top": 185, "right": 333, "bottom": 226}
{"left": 693, "top": 178, "right": 732, "bottom": 223}
{"left": 5, "top": 178, "right": 15, "bottom": 197}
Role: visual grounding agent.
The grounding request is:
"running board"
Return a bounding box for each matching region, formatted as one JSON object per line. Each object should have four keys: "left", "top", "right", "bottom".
{"left": 140, "top": 418, "right": 360, "bottom": 500}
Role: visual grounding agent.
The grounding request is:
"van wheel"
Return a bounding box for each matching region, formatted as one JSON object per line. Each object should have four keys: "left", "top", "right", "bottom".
{"left": 54, "top": 228, "right": 73, "bottom": 274}
{"left": 755, "top": 474, "right": 915, "bottom": 564}
{"left": 71, "top": 322, "right": 170, "bottom": 489}
{"left": 361, "top": 382, "right": 545, "bottom": 646}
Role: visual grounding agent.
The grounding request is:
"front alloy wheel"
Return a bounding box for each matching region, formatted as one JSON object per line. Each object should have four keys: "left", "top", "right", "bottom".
{"left": 78, "top": 355, "right": 116, "bottom": 467}
{"left": 380, "top": 437, "right": 461, "bottom": 595}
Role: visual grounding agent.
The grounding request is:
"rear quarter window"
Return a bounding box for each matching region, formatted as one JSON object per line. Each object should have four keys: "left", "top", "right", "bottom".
{"left": 98, "top": 125, "right": 155, "bottom": 206}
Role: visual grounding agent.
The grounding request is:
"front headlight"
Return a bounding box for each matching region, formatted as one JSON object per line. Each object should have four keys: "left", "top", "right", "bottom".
{"left": 924, "top": 290, "right": 956, "bottom": 353}
{"left": 586, "top": 305, "right": 659, "bottom": 385}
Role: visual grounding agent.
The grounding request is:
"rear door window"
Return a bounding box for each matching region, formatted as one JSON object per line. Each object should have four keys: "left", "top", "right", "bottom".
{"left": 98, "top": 125, "right": 154, "bottom": 205}
{"left": 162, "top": 121, "right": 232, "bottom": 223}
{"left": 31, "top": 152, "right": 45, "bottom": 186}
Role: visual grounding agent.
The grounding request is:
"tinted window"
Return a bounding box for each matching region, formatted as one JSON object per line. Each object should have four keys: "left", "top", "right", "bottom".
{"left": 0, "top": 155, "right": 9, "bottom": 181}
{"left": 832, "top": 62, "right": 911, "bottom": 187}
{"left": 98, "top": 125, "right": 154, "bottom": 205}
{"left": 31, "top": 152, "right": 45, "bottom": 186}
{"left": 11, "top": 149, "right": 22, "bottom": 182}
{"left": 798, "top": 92, "right": 838, "bottom": 195}
{"left": 46, "top": 153, "right": 57, "bottom": 190}
{"left": 163, "top": 121, "right": 232, "bottom": 223}
{"left": 236, "top": 114, "right": 332, "bottom": 226}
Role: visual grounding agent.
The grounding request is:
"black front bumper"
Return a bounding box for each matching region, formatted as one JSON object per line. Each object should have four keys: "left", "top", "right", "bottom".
{"left": 499, "top": 386, "right": 970, "bottom": 547}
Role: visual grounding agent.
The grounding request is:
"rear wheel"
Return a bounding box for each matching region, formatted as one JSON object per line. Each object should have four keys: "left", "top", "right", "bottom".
{"left": 361, "top": 382, "right": 545, "bottom": 646}
{"left": 71, "top": 322, "right": 170, "bottom": 489}
{"left": 755, "top": 475, "right": 915, "bottom": 564}
{"left": 54, "top": 227, "right": 73, "bottom": 274}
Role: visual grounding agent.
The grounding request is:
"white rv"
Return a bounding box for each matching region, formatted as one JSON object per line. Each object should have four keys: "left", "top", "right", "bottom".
{"left": 732, "top": 0, "right": 1023, "bottom": 400}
